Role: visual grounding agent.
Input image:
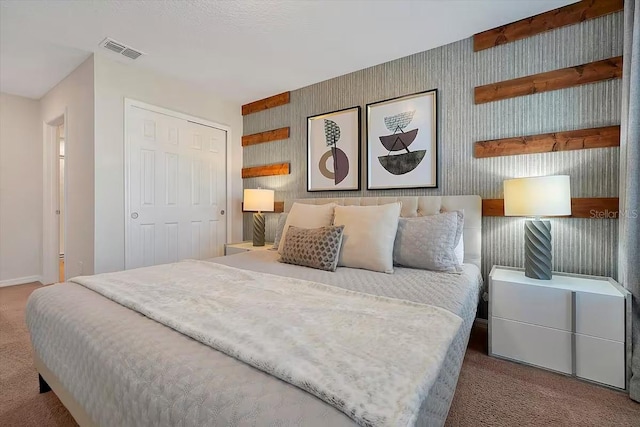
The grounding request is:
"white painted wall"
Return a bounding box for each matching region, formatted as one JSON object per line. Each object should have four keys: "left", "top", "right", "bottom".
{"left": 40, "top": 56, "right": 95, "bottom": 280}
{"left": 0, "top": 93, "right": 43, "bottom": 286}
{"left": 93, "top": 54, "right": 243, "bottom": 274}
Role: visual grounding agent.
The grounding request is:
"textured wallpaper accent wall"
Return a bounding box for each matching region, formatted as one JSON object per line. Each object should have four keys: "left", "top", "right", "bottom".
{"left": 243, "top": 13, "right": 623, "bottom": 282}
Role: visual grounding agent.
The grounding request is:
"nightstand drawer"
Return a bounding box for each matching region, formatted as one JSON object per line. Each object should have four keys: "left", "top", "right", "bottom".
{"left": 575, "top": 292, "right": 625, "bottom": 342}
{"left": 489, "top": 266, "right": 630, "bottom": 391}
{"left": 491, "top": 317, "right": 572, "bottom": 374}
{"left": 575, "top": 333, "right": 625, "bottom": 389}
{"left": 492, "top": 280, "right": 572, "bottom": 331}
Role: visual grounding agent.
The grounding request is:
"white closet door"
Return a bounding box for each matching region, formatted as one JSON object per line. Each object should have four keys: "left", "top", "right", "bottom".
{"left": 126, "top": 105, "right": 227, "bottom": 269}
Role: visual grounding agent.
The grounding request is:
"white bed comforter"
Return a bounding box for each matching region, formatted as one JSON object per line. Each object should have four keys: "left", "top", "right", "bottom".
{"left": 70, "top": 260, "right": 463, "bottom": 427}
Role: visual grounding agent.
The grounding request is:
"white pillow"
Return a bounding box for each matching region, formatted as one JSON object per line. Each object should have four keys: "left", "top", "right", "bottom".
{"left": 278, "top": 202, "right": 337, "bottom": 254}
{"left": 455, "top": 232, "right": 464, "bottom": 264}
{"left": 333, "top": 203, "right": 401, "bottom": 273}
{"left": 272, "top": 213, "right": 289, "bottom": 250}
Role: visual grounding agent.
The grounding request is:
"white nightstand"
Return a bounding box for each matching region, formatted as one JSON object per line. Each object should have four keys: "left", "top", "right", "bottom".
{"left": 488, "top": 266, "right": 631, "bottom": 390}
{"left": 224, "top": 241, "right": 275, "bottom": 256}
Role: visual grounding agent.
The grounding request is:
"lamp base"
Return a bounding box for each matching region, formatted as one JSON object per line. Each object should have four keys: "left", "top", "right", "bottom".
{"left": 252, "top": 212, "right": 265, "bottom": 246}
{"left": 524, "top": 219, "right": 552, "bottom": 280}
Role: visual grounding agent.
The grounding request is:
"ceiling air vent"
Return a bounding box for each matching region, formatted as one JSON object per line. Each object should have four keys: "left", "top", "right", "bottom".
{"left": 121, "top": 48, "right": 143, "bottom": 60}
{"left": 99, "top": 38, "right": 144, "bottom": 60}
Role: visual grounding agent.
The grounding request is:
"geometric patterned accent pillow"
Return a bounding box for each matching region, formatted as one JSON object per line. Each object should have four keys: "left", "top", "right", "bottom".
{"left": 279, "top": 225, "right": 345, "bottom": 272}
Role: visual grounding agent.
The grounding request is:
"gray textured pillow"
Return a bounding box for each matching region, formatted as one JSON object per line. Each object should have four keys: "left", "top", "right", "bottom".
{"left": 393, "top": 211, "right": 464, "bottom": 273}
{"left": 280, "top": 225, "right": 345, "bottom": 272}
{"left": 272, "top": 213, "right": 289, "bottom": 250}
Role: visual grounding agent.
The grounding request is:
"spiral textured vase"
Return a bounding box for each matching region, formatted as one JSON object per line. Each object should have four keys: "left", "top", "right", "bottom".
{"left": 252, "top": 212, "right": 265, "bottom": 246}
{"left": 524, "top": 219, "right": 552, "bottom": 280}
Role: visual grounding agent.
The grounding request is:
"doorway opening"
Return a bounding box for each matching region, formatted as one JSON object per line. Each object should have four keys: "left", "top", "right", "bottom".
{"left": 43, "top": 112, "right": 66, "bottom": 285}
{"left": 57, "top": 124, "right": 65, "bottom": 282}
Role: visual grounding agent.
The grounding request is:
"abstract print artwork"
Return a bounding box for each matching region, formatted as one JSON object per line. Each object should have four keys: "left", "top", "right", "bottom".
{"left": 367, "top": 90, "right": 437, "bottom": 189}
{"left": 307, "top": 106, "right": 361, "bottom": 191}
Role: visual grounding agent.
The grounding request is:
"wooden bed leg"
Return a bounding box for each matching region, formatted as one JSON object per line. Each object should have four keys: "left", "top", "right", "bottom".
{"left": 39, "top": 373, "right": 51, "bottom": 393}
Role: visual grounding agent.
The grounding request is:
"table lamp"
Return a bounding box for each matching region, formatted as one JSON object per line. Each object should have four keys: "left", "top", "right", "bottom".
{"left": 243, "top": 188, "right": 274, "bottom": 246}
{"left": 503, "top": 175, "right": 571, "bottom": 280}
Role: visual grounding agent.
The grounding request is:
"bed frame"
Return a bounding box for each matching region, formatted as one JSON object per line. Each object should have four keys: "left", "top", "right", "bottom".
{"left": 35, "top": 353, "right": 97, "bottom": 426}
{"left": 36, "top": 195, "right": 482, "bottom": 426}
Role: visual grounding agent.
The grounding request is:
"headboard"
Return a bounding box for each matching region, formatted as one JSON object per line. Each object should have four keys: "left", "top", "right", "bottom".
{"left": 285, "top": 196, "right": 482, "bottom": 269}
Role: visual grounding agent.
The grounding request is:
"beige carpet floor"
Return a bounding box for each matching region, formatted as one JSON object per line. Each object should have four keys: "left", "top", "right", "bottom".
{"left": 1, "top": 283, "right": 639, "bottom": 426}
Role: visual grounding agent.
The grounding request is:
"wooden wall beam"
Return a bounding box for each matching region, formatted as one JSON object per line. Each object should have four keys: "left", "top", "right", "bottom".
{"left": 474, "top": 0, "right": 624, "bottom": 52}
{"left": 482, "top": 198, "right": 619, "bottom": 218}
{"left": 241, "top": 163, "right": 290, "bottom": 179}
{"left": 474, "top": 125, "right": 620, "bottom": 158}
{"left": 474, "top": 56, "right": 622, "bottom": 104}
{"left": 242, "top": 127, "right": 290, "bottom": 147}
{"left": 482, "top": 199, "right": 506, "bottom": 217}
{"left": 242, "top": 201, "right": 285, "bottom": 213}
{"left": 242, "top": 92, "right": 290, "bottom": 115}
{"left": 571, "top": 197, "right": 620, "bottom": 218}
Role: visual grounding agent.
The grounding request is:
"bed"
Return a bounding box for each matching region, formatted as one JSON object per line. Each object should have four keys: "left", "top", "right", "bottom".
{"left": 26, "top": 196, "right": 482, "bottom": 427}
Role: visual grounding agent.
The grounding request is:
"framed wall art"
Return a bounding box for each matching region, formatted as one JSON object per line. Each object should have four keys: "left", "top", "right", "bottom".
{"left": 307, "top": 106, "right": 361, "bottom": 191}
{"left": 366, "top": 89, "right": 437, "bottom": 190}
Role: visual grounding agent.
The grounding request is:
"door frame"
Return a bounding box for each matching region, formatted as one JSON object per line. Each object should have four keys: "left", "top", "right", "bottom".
{"left": 42, "top": 110, "right": 67, "bottom": 285}
{"left": 123, "top": 99, "right": 233, "bottom": 270}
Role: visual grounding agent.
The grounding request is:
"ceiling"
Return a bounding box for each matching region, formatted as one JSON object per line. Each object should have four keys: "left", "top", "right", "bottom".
{"left": 0, "top": 0, "right": 576, "bottom": 104}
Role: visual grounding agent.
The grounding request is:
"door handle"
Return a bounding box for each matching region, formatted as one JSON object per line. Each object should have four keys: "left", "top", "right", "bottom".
{"left": 131, "top": 212, "right": 139, "bottom": 219}
{"left": 220, "top": 210, "right": 225, "bottom": 215}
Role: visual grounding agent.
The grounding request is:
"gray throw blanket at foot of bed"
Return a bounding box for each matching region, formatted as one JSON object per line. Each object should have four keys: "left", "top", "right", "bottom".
{"left": 71, "top": 260, "right": 463, "bottom": 427}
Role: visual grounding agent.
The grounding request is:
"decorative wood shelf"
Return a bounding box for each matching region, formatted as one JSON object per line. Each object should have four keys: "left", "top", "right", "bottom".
{"left": 482, "top": 198, "right": 619, "bottom": 218}
{"left": 474, "top": 126, "right": 620, "bottom": 158}
{"left": 474, "top": 0, "right": 623, "bottom": 52}
{"left": 482, "top": 199, "right": 507, "bottom": 217}
{"left": 242, "top": 201, "right": 285, "bottom": 213}
{"left": 571, "top": 198, "right": 620, "bottom": 219}
{"left": 242, "top": 92, "right": 290, "bottom": 115}
{"left": 241, "top": 163, "right": 290, "bottom": 179}
{"left": 242, "top": 127, "right": 290, "bottom": 147}
{"left": 474, "top": 56, "right": 622, "bottom": 104}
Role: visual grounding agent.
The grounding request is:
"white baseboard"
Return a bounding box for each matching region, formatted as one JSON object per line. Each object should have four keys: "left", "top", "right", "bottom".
{"left": 0, "top": 275, "right": 43, "bottom": 288}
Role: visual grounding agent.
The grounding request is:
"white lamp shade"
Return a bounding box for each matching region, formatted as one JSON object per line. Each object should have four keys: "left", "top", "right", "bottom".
{"left": 504, "top": 175, "right": 571, "bottom": 217}
{"left": 243, "top": 189, "right": 274, "bottom": 212}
